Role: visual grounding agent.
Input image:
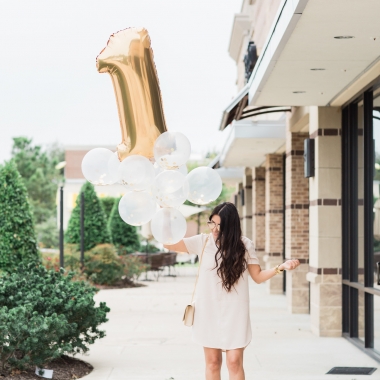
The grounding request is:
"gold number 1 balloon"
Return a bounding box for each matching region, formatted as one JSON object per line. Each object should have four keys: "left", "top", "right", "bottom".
{"left": 97, "top": 27, "right": 167, "bottom": 161}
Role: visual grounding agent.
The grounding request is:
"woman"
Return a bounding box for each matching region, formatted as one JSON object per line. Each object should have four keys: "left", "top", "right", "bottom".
{"left": 164, "top": 202, "right": 300, "bottom": 380}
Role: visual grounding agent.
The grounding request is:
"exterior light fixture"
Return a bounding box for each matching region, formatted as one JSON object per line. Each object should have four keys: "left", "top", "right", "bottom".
{"left": 304, "top": 139, "right": 315, "bottom": 178}
{"left": 293, "top": 91, "right": 306, "bottom": 94}
{"left": 334, "top": 36, "right": 354, "bottom": 39}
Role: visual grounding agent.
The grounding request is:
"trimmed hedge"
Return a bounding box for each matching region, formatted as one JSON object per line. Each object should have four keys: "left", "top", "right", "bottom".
{"left": 0, "top": 161, "right": 39, "bottom": 272}
{"left": 65, "top": 182, "right": 111, "bottom": 251}
{"left": 108, "top": 198, "right": 140, "bottom": 254}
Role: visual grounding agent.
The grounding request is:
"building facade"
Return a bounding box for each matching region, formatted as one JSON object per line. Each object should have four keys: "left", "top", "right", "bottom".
{"left": 216, "top": 0, "right": 380, "bottom": 361}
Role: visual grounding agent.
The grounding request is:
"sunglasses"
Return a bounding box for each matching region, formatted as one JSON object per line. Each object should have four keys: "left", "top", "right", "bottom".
{"left": 207, "top": 221, "right": 220, "bottom": 231}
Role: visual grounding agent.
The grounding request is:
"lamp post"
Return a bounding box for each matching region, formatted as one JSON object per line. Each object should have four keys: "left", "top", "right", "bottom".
{"left": 55, "top": 161, "right": 66, "bottom": 269}
{"left": 80, "top": 192, "right": 85, "bottom": 270}
{"left": 59, "top": 186, "right": 64, "bottom": 268}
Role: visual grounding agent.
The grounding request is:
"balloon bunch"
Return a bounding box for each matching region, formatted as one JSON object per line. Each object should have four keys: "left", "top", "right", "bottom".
{"left": 81, "top": 27, "right": 222, "bottom": 244}
{"left": 81, "top": 131, "right": 222, "bottom": 244}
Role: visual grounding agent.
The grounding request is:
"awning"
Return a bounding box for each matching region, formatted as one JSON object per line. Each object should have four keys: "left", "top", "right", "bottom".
{"left": 246, "top": 0, "right": 380, "bottom": 107}
{"left": 220, "top": 84, "right": 249, "bottom": 131}
{"left": 219, "top": 85, "right": 291, "bottom": 131}
{"left": 218, "top": 119, "right": 286, "bottom": 168}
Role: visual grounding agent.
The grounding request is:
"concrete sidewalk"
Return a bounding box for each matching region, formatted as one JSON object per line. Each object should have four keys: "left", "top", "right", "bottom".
{"left": 81, "top": 267, "right": 379, "bottom": 380}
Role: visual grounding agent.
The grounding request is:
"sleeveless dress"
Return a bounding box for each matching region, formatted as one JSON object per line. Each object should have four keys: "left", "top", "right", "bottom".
{"left": 182, "top": 233, "right": 260, "bottom": 350}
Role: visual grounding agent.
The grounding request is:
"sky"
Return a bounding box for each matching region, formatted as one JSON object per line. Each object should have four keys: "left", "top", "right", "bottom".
{"left": 0, "top": 0, "right": 242, "bottom": 163}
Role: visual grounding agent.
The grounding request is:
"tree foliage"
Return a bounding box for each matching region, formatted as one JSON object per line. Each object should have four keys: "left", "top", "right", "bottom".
{"left": 11, "top": 137, "right": 64, "bottom": 225}
{"left": 0, "top": 263, "right": 110, "bottom": 370}
{"left": 65, "top": 182, "right": 111, "bottom": 251}
{"left": 0, "top": 161, "right": 39, "bottom": 272}
{"left": 108, "top": 198, "right": 140, "bottom": 254}
{"left": 99, "top": 197, "right": 117, "bottom": 221}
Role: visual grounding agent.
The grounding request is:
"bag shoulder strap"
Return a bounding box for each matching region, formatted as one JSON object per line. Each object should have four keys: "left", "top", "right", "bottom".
{"left": 190, "top": 234, "right": 209, "bottom": 304}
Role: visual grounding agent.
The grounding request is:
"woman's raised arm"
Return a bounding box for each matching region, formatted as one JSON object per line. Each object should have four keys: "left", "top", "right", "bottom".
{"left": 163, "top": 240, "right": 188, "bottom": 253}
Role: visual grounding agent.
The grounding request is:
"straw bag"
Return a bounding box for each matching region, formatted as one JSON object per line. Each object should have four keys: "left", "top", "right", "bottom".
{"left": 183, "top": 235, "right": 209, "bottom": 327}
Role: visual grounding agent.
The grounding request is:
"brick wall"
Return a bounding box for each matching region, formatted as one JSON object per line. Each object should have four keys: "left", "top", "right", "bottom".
{"left": 252, "top": 167, "right": 266, "bottom": 266}
{"left": 264, "top": 154, "right": 284, "bottom": 293}
{"left": 285, "top": 132, "right": 310, "bottom": 313}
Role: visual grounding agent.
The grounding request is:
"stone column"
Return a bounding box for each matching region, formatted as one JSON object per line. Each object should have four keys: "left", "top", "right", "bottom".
{"left": 306, "top": 106, "right": 342, "bottom": 337}
{"left": 264, "top": 154, "right": 284, "bottom": 294}
{"left": 285, "top": 131, "right": 310, "bottom": 314}
{"left": 252, "top": 167, "right": 266, "bottom": 266}
{"left": 242, "top": 168, "right": 253, "bottom": 239}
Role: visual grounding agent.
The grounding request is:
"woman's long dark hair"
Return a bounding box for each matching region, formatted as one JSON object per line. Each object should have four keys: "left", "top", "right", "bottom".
{"left": 210, "top": 202, "right": 247, "bottom": 292}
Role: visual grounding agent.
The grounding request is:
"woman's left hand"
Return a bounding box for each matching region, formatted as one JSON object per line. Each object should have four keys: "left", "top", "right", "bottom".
{"left": 280, "top": 259, "right": 300, "bottom": 271}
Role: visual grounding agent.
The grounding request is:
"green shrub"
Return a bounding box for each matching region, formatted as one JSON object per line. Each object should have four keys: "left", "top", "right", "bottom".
{"left": 119, "top": 255, "right": 148, "bottom": 282}
{"left": 40, "top": 244, "right": 147, "bottom": 286}
{"left": 41, "top": 252, "right": 60, "bottom": 272}
{"left": 65, "top": 182, "right": 111, "bottom": 251}
{"left": 84, "top": 244, "right": 124, "bottom": 286}
{"left": 0, "top": 263, "right": 109, "bottom": 370}
{"left": 0, "top": 161, "right": 39, "bottom": 272}
{"left": 41, "top": 251, "right": 89, "bottom": 284}
{"left": 108, "top": 198, "right": 140, "bottom": 254}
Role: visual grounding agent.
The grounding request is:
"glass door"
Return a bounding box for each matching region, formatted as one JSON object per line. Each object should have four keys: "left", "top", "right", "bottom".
{"left": 342, "top": 87, "right": 380, "bottom": 361}
{"left": 372, "top": 90, "right": 380, "bottom": 353}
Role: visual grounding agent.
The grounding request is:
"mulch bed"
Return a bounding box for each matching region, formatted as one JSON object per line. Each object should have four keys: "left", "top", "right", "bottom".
{"left": 0, "top": 355, "right": 93, "bottom": 379}
{"left": 94, "top": 277, "right": 146, "bottom": 290}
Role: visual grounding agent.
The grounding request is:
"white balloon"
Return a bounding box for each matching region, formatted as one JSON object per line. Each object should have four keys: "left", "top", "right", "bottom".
{"left": 154, "top": 131, "right": 191, "bottom": 169}
{"left": 118, "top": 155, "right": 155, "bottom": 191}
{"left": 108, "top": 152, "right": 121, "bottom": 183}
{"left": 81, "top": 148, "right": 118, "bottom": 185}
{"left": 154, "top": 170, "right": 189, "bottom": 208}
{"left": 177, "top": 164, "right": 188, "bottom": 176}
{"left": 186, "top": 167, "right": 222, "bottom": 205}
{"left": 153, "top": 161, "right": 164, "bottom": 177}
{"left": 118, "top": 191, "right": 157, "bottom": 226}
{"left": 151, "top": 208, "right": 187, "bottom": 244}
{"left": 154, "top": 161, "right": 188, "bottom": 178}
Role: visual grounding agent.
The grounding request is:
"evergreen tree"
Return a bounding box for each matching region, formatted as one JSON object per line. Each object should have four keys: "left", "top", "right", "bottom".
{"left": 0, "top": 161, "right": 39, "bottom": 271}
{"left": 65, "top": 182, "right": 111, "bottom": 251}
{"left": 100, "top": 197, "right": 117, "bottom": 221}
{"left": 108, "top": 198, "right": 140, "bottom": 254}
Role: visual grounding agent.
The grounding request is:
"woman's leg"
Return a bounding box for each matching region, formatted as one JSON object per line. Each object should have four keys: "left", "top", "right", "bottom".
{"left": 226, "top": 348, "right": 245, "bottom": 380}
{"left": 203, "top": 347, "right": 222, "bottom": 380}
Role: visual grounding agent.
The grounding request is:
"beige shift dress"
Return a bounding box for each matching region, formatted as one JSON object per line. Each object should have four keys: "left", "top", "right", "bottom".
{"left": 183, "top": 233, "right": 260, "bottom": 351}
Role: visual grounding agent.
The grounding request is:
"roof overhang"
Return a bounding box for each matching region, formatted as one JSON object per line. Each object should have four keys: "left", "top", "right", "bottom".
{"left": 247, "top": 0, "right": 380, "bottom": 107}
{"left": 219, "top": 119, "right": 286, "bottom": 167}
{"left": 214, "top": 167, "right": 245, "bottom": 186}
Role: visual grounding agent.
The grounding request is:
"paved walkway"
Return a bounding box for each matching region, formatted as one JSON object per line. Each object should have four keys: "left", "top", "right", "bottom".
{"left": 81, "top": 267, "right": 379, "bottom": 380}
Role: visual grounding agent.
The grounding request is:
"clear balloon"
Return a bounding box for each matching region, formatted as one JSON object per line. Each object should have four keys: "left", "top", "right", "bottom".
{"left": 153, "top": 161, "right": 187, "bottom": 177}
{"left": 81, "top": 148, "right": 119, "bottom": 185}
{"left": 154, "top": 131, "right": 191, "bottom": 169}
{"left": 118, "top": 155, "right": 155, "bottom": 191}
{"left": 151, "top": 208, "right": 187, "bottom": 244}
{"left": 118, "top": 191, "right": 157, "bottom": 226}
{"left": 153, "top": 161, "right": 164, "bottom": 177}
{"left": 154, "top": 170, "right": 189, "bottom": 208}
{"left": 108, "top": 152, "right": 121, "bottom": 183}
{"left": 186, "top": 167, "right": 222, "bottom": 205}
{"left": 177, "top": 164, "right": 188, "bottom": 176}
